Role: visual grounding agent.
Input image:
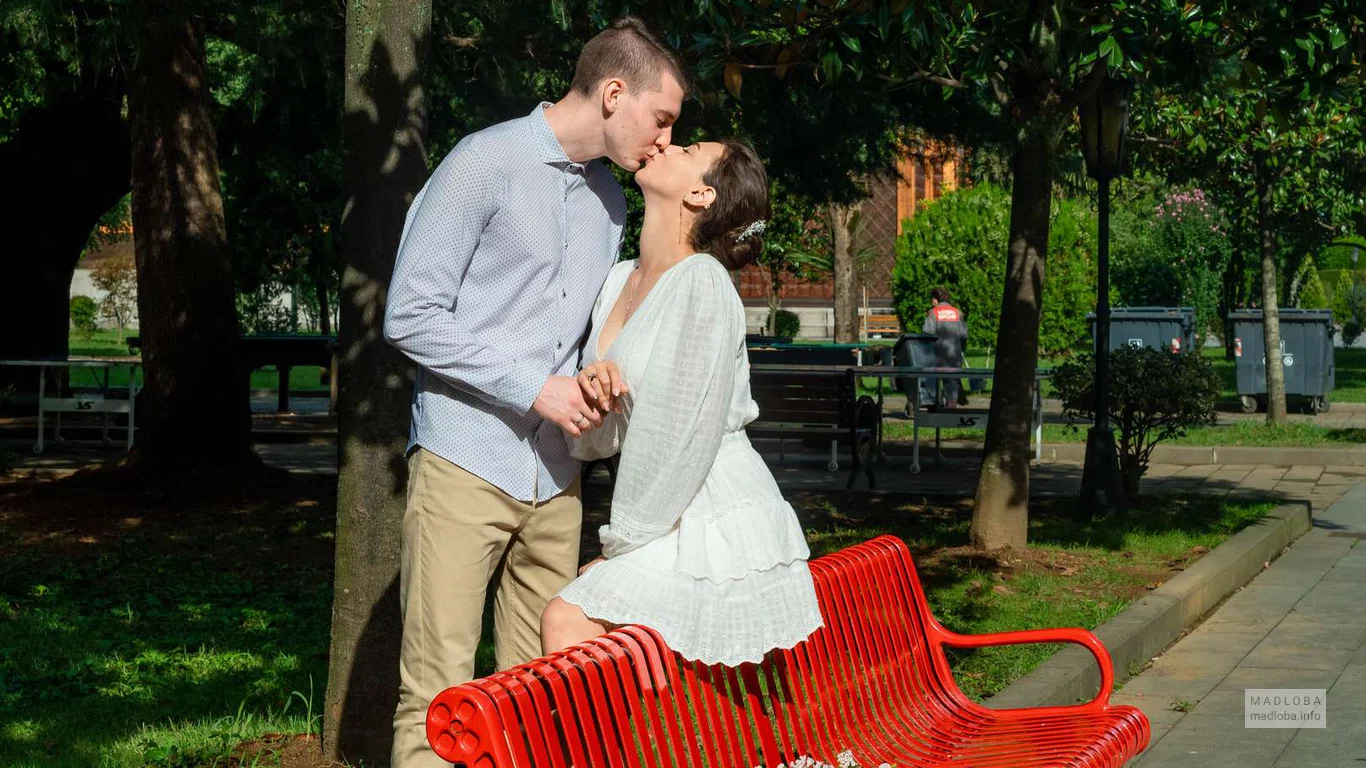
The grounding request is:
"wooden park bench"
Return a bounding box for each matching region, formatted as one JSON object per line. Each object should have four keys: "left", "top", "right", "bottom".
{"left": 425, "top": 535, "right": 1151, "bottom": 768}
{"left": 862, "top": 312, "right": 902, "bottom": 339}
{"left": 745, "top": 366, "right": 878, "bottom": 489}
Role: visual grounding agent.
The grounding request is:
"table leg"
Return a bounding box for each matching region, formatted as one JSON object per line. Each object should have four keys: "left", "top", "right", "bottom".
{"left": 127, "top": 365, "right": 138, "bottom": 449}
{"left": 910, "top": 375, "right": 921, "bottom": 474}
{"left": 277, "top": 365, "right": 291, "bottom": 412}
{"left": 34, "top": 367, "right": 45, "bottom": 454}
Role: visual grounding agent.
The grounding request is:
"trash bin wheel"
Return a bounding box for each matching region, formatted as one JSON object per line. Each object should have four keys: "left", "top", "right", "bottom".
{"left": 1238, "top": 395, "right": 1258, "bottom": 414}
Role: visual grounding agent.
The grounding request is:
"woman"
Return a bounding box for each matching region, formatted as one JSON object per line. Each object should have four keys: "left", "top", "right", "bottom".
{"left": 538, "top": 138, "right": 823, "bottom": 667}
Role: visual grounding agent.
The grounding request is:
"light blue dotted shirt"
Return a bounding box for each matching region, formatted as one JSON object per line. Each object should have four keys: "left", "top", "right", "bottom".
{"left": 385, "top": 103, "right": 626, "bottom": 503}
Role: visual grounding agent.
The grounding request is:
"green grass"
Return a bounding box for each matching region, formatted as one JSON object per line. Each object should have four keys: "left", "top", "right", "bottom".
{"left": 0, "top": 473, "right": 1276, "bottom": 764}
{"left": 796, "top": 493, "right": 1273, "bottom": 700}
{"left": 881, "top": 418, "right": 1366, "bottom": 448}
{"left": 65, "top": 331, "right": 330, "bottom": 394}
{"left": 0, "top": 475, "right": 333, "bottom": 768}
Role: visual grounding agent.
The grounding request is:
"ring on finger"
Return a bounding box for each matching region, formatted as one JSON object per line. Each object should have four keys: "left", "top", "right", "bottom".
{"left": 586, "top": 372, "right": 597, "bottom": 382}
{"left": 572, "top": 414, "right": 586, "bottom": 426}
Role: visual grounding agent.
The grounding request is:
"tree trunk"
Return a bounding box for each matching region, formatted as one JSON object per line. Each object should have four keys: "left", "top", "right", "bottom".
{"left": 127, "top": 9, "right": 252, "bottom": 470}
{"left": 0, "top": 82, "right": 129, "bottom": 391}
{"left": 971, "top": 128, "right": 1054, "bottom": 552}
{"left": 1256, "top": 168, "right": 1287, "bottom": 423}
{"left": 830, "top": 203, "right": 860, "bottom": 343}
{"left": 324, "top": 0, "right": 431, "bottom": 764}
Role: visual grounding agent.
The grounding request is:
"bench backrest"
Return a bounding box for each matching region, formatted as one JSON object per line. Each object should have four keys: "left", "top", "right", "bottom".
{"left": 863, "top": 313, "right": 902, "bottom": 336}
{"left": 426, "top": 536, "right": 946, "bottom": 768}
{"left": 749, "top": 370, "right": 854, "bottom": 428}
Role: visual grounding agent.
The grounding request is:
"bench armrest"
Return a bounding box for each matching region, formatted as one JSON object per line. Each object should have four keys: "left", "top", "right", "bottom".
{"left": 928, "top": 624, "right": 1116, "bottom": 711}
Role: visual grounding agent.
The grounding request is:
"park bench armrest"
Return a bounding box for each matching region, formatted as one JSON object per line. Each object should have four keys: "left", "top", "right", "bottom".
{"left": 928, "top": 623, "right": 1116, "bottom": 711}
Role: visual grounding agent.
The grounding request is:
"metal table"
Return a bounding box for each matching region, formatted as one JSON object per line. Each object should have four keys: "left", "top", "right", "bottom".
{"left": 750, "top": 364, "right": 1050, "bottom": 474}
{"left": 0, "top": 357, "right": 143, "bottom": 453}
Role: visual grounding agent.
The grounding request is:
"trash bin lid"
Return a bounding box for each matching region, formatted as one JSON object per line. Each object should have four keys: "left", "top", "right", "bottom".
{"left": 1229, "top": 309, "right": 1334, "bottom": 322}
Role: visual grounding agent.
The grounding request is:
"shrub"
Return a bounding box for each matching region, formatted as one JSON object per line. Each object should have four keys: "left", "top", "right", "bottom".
{"left": 1291, "top": 256, "right": 1330, "bottom": 310}
{"left": 1111, "top": 188, "right": 1230, "bottom": 343}
{"left": 1052, "top": 346, "right": 1219, "bottom": 500}
{"left": 891, "top": 183, "right": 1096, "bottom": 357}
{"left": 69, "top": 295, "right": 99, "bottom": 338}
{"left": 770, "top": 308, "right": 801, "bottom": 339}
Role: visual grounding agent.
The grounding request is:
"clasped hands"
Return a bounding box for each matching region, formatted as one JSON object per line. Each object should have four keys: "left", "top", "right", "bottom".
{"left": 531, "top": 360, "right": 628, "bottom": 438}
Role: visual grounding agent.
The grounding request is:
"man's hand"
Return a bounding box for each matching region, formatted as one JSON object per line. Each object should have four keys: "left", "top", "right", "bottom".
{"left": 533, "top": 376, "right": 603, "bottom": 437}
{"left": 576, "top": 360, "right": 628, "bottom": 414}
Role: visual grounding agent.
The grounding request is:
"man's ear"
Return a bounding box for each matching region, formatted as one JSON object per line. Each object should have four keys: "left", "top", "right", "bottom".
{"left": 602, "top": 78, "right": 626, "bottom": 115}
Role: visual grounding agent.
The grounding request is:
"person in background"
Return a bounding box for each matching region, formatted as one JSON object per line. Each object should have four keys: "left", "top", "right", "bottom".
{"left": 923, "top": 287, "right": 970, "bottom": 408}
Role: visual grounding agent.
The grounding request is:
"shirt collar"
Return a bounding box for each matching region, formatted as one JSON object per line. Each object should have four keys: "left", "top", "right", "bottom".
{"left": 527, "top": 102, "right": 584, "bottom": 171}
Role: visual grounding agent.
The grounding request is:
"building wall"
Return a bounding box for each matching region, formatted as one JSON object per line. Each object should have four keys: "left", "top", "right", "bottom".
{"left": 738, "top": 144, "right": 960, "bottom": 311}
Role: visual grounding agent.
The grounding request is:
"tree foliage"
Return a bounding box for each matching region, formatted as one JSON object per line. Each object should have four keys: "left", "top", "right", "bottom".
{"left": 891, "top": 183, "right": 1098, "bottom": 356}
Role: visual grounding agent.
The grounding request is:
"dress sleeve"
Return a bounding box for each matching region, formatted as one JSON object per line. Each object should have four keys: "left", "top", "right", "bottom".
{"left": 597, "top": 260, "right": 739, "bottom": 559}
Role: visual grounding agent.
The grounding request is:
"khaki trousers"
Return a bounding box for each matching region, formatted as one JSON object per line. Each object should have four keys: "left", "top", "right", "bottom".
{"left": 391, "top": 447, "right": 582, "bottom": 768}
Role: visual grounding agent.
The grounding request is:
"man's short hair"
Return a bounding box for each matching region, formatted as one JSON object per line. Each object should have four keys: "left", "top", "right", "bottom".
{"left": 570, "top": 16, "right": 691, "bottom": 98}
{"left": 931, "top": 287, "right": 951, "bottom": 304}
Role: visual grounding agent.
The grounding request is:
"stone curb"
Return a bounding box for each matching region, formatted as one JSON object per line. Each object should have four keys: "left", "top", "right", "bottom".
{"left": 985, "top": 501, "right": 1312, "bottom": 709}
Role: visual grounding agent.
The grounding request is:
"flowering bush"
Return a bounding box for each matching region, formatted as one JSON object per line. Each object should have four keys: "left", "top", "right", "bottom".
{"left": 760, "top": 751, "right": 892, "bottom": 768}
{"left": 1112, "top": 187, "right": 1230, "bottom": 343}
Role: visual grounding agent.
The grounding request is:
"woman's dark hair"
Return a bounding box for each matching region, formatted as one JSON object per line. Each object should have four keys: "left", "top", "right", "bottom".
{"left": 691, "top": 138, "right": 771, "bottom": 270}
{"left": 931, "top": 287, "right": 951, "bottom": 303}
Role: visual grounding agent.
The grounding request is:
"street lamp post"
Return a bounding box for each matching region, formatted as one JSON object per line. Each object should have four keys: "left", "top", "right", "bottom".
{"left": 1079, "top": 75, "right": 1131, "bottom": 516}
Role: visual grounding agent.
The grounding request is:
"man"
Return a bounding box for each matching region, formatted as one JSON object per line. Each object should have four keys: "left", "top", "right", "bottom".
{"left": 382, "top": 17, "right": 688, "bottom": 767}
{"left": 923, "top": 287, "right": 970, "bottom": 408}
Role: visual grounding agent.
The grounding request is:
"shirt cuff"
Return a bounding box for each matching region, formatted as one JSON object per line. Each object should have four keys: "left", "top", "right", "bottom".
{"left": 498, "top": 361, "right": 549, "bottom": 416}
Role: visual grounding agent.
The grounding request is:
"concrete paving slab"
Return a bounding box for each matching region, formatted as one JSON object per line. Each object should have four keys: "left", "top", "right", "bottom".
{"left": 1136, "top": 713, "right": 1298, "bottom": 767}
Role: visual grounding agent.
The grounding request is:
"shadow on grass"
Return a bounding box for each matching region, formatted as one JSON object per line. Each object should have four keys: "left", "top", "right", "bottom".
{"left": 0, "top": 469, "right": 335, "bottom": 767}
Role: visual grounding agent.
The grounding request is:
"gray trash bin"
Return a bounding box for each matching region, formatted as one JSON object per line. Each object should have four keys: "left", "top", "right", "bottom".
{"left": 892, "top": 333, "right": 939, "bottom": 406}
{"left": 1088, "top": 306, "right": 1197, "bottom": 354}
{"left": 1229, "top": 309, "right": 1335, "bottom": 414}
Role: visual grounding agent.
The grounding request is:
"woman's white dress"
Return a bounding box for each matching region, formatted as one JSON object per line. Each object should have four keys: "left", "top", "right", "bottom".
{"left": 556, "top": 253, "right": 823, "bottom": 667}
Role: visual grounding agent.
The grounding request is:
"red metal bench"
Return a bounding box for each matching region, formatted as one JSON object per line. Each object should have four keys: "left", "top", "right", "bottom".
{"left": 426, "top": 535, "right": 1150, "bottom": 767}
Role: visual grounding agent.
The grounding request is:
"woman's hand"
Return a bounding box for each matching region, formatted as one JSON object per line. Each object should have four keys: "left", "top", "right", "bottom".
{"left": 577, "top": 360, "right": 628, "bottom": 414}
{"left": 579, "top": 556, "right": 606, "bottom": 576}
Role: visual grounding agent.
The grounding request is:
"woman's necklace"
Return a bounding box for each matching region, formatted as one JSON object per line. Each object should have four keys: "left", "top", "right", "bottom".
{"left": 622, "top": 264, "right": 642, "bottom": 319}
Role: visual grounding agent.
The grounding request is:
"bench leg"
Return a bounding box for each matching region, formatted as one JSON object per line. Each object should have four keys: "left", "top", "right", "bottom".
{"left": 277, "top": 365, "right": 291, "bottom": 412}
{"left": 827, "top": 440, "right": 839, "bottom": 472}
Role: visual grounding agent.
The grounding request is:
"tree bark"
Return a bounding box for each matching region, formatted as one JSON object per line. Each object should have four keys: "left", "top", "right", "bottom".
{"left": 324, "top": 0, "right": 431, "bottom": 764}
{"left": 830, "top": 203, "right": 860, "bottom": 343}
{"left": 127, "top": 9, "right": 252, "bottom": 470}
{"left": 0, "top": 81, "right": 129, "bottom": 390}
{"left": 1256, "top": 165, "right": 1287, "bottom": 423}
{"left": 970, "top": 127, "right": 1054, "bottom": 552}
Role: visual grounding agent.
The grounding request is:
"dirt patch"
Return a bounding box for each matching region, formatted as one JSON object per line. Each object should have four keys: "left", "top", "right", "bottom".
{"left": 224, "top": 734, "right": 342, "bottom": 768}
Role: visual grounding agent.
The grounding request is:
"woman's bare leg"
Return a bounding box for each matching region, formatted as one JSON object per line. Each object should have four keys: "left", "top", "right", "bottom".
{"left": 541, "top": 597, "right": 612, "bottom": 655}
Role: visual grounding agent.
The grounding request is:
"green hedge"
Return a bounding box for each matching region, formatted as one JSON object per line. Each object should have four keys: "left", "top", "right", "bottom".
{"left": 891, "top": 183, "right": 1097, "bottom": 357}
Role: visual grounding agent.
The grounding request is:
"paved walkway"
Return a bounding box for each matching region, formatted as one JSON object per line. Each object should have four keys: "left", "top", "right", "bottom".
{"left": 1118, "top": 482, "right": 1366, "bottom": 766}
